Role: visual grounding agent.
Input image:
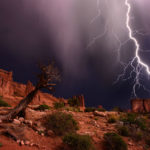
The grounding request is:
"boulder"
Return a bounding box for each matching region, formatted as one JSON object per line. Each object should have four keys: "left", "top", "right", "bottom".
{"left": 94, "top": 111, "right": 118, "bottom": 117}
{"left": 13, "top": 119, "right": 21, "bottom": 125}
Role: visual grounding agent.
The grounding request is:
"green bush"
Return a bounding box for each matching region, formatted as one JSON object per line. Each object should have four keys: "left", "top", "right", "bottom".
{"left": 120, "top": 113, "right": 137, "bottom": 124}
{"left": 68, "top": 98, "right": 80, "bottom": 107}
{"left": 120, "top": 113, "right": 147, "bottom": 130}
{"left": 112, "top": 107, "right": 123, "bottom": 112}
{"left": 54, "top": 102, "right": 65, "bottom": 109}
{"left": 63, "top": 133, "right": 95, "bottom": 150}
{"left": 135, "top": 117, "right": 146, "bottom": 130}
{"left": 65, "top": 107, "right": 80, "bottom": 112}
{"left": 0, "top": 143, "right": 2, "bottom": 147}
{"left": 35, "top": 105, "right": 50, "bottom": 111}
{"left": 85, "top": 107, "right": 96, "bottom": 112}
{"left": 45, "top": 112, "right": 78, "bottom": 136}
{"left": 97, "top": 107, "right": 106, "bottom": 112}
{"left": 117, "top": 126, "right": 129, "bottom": 137}
{"left": 0, "top": 97, "right": 11, "bottom": 107}
{"left": 103, "top": 132, "right": 127, "bottom": 150}
{"left": 108, "top": 117, "right": 117, "bottom": 124}
{"left": 132, "top": 131, "right": 143, "bottom": 142}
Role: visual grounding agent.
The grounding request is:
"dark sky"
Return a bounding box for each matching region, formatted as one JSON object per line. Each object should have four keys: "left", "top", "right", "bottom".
{"left": 0, "top": 0, "right": 150, "bottom": 110}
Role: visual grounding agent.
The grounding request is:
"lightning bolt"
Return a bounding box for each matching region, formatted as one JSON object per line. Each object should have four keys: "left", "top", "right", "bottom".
{"left": 125, "top": 0, "right": 150, "bottom": 75}
{"left": 88, "top": 0, "right": 150, "bottom": 98}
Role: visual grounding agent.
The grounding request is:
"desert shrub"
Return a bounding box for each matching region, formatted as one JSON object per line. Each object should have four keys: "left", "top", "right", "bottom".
{"left": 0, "top": 143, "right": 2, "bottom": 147}
{"left": 65, "top": 107, "right": 80, "bottom": 112}
{"left": 117, "top": 126, "right": 129, "bottom": 137}
{"left": 97, "top": 107, "right": 106, "bottom": 112}
{"left": 85, "top": 107, "right": 96, "bottom": 112}
{"left": 133, "top": 131, "right": 143, "bottom": 142}
{"left": 0, "top": 96, "right": 11, "bottom": 107}
{"left": 103, "top": 132, "right": 127, "bottom": 150}
{"left": 45, "top": 112, "right": 78, "bottom": 136}
{"left": 94, "top": 117, "right": 98, "bottom": 121}
{"left": 120, "top": 113, "right": 147, "bottom": 130}
{"left": 135, "top": 117, "right": 147, "bottom": 130}
{"left": 63, "top": 133, "right": 95, "bottom": 150}
{"left": 54, "top": 102, "right": 65, "bottom": 109}
{"left": 120, "top": 113, "right": 137, "bottom": 124}
{"left": 35, "top": 105, "right": 50, "bottom": 111}
{"left": 108, "top": 117, "right": 117, "bottom": 124}
{"left": 112, "top": 107, "right": 123, "bottom": 112}
{"left": 68, "top": 98, "right": 80, "bottom": 107}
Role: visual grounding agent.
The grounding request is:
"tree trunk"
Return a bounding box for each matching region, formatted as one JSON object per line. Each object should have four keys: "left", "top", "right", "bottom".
{"left": 0, "top": 88, "right": 38, "bottom": 121}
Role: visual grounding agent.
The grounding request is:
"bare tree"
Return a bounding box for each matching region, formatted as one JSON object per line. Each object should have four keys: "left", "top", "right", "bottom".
{"left": 0, "top": 62, "right": 61, "bottom": 121}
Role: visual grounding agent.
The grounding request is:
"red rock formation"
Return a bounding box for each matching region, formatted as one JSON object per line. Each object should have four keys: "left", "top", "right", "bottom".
{"left": 0, "top": 69, "right": 60, "bottom": 107}
{"left": 0, "top": 69, "right": 12, "bottom": 81}
{"left": 72, "top": 95, "right": 85, "bottom": 108}
{"left": 131, "top": 98, "right": 150, "bottom": 113}
{"left": 0, "top": 69, "right": 86, "bottom": 108}
{"left": 0, "top": 69, "right": 14, "bottom": 97}
{"left": 131, "top": 99, "right": 144, "bottom": 113}
{"left": 143, "top": 99, "right": 150, "bottom": 112}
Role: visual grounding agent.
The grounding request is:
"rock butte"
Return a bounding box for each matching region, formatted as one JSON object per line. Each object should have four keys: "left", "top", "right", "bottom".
{"left": 131, "top": 98, "right": 150, "bottom": 113}
{"left": 0, "top": 68, "right": 85, "bottom": 109}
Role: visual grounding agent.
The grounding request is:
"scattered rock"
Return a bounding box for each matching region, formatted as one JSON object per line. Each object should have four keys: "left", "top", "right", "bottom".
{"left": 41, "top": 133, "right": 44, "bottom": 136}
{"left": 24, "top": 120, "right": 33, "bottom": 126}
{"left": 30, "top": 143, "right": 34, "bottom": 146}
{"left": 25, "top": 140, "right": 30, "bottom": 145}
{"left": 94, "top": 111, "right": 118, "bottom": 117}
{"left": 25, "top": 108, "right": 48, "bottom": 121}
{"left": 47, "top": 130, "right": 54, "bottom": 136}
{"left": 89, "top": 120, "right": 99, "bottom": 128}
{"left": 18, "top": 117, "right": 24, "bottom": 122}
{"left": 17, "top": 139, "right": 21, "bottom": 144}
{"left": 20, "top": 140, "right": 24, "bottom": 146}
{"left": 13, "top": 119, "right": 21, "bottom": 125}
{"left": 128, "top": 142, "right": 134, "bottom": 146}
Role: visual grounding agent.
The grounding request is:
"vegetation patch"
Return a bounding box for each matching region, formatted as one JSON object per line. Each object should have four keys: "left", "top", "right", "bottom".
{"left": 108, "top": 117, "right": 117, "bottom": 124}
{"left": 35, "top": 104, "right": 50, "bottom": 111}
{"left": 112, "top": 107, "right": 123, "bottom": 112}
{"left": 65, "top": 106, "right": 80, "bottom": 112}
{"left": 119, "top": 113, "right": 147, "bottom": 130}
{"left": 103, "top": 132, "right": 127, "bottom": 150}
{"left": 85, "top": 107, "right": 105, "bottom": 112}
{"left": 0, "top": 143, "right": 2, "bottom": 147}
{"left": 63, "top": 133, "right": 95, "bottom": 150}
{"left": 44, "top": 112, "right": 78, "bottom": 136}
{"left": 54, "top": 102, "right": 65, "bottom": 109}
{"left": 117, "top": 126, "right": 129, "bottom": 137}
{"left": 0, "top": 96, "right": 11, "bottom": 107}
{"left": 68, "top": 97, "right": 80, "bottom": 107}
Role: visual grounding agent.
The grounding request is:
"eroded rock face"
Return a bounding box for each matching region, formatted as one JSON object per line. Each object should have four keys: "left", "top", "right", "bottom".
{"left": 73, "top": 95, "right": 85, "bottom": 108}
{"left": 144, "top": 99, "right": 150, "bottom": 112}
{"left": 0, "top": 69, "right": 60, "bottom": 107}
{"left": 131, "top": 99, "right": 150, "bottom": 113}
{"left": 131, "top": 99, "right": 144, "bottom": 113}
{"left": 0, "top": 68, "right": 85, "bottom": 109}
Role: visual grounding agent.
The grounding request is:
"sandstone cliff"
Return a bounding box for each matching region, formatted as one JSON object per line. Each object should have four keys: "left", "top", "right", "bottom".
{"left": 0, "top": 69, "right": 60, "bottom": 107}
